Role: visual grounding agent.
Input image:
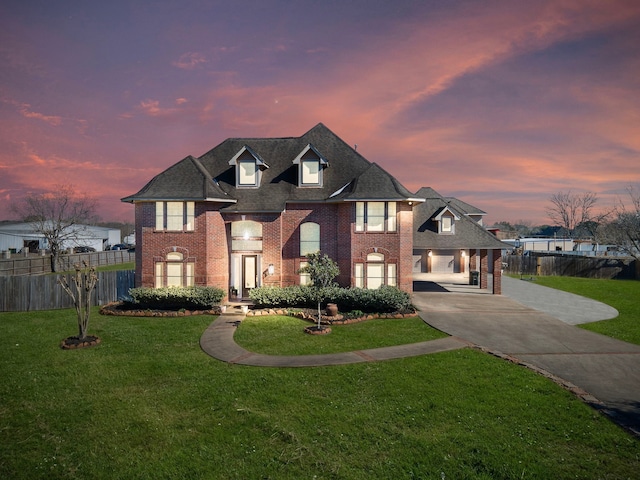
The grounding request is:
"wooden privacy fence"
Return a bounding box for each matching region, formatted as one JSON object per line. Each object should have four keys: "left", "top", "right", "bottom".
{"left": 0, "top": 270, "right": 135, "bottom": 312}
{"left": 503, "top": 254, "right": 638, "bottom": 280}
{"left": 0, "top": 250, "right": 134, "bottom": 276}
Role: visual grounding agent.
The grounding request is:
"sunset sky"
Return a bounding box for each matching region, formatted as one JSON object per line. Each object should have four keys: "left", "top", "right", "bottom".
{"left": 1, "top": 0, "right": 639, "bottom": 225}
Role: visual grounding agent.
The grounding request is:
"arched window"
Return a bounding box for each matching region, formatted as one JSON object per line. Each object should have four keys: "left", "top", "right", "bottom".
{"left": 300, "top": 222, "right": 320, "bottom": 256}
{"left": 354, "top": 252, "right": 397, "bottom": 289}
{"left": 366, "top": 253, "right": 385, "bottom": 289}
{"left": 155, "top": 251, "right": 194, "bottom": 287}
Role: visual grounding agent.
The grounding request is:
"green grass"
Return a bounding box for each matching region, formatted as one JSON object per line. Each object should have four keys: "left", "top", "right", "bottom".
{"left": 0, "top": 308, "right": 638, "bottom": 479}
{"left": 94, "top": 261, "right": 134, "bottom": 272}
{"left": 235, "top": 315, "right": 448, "bottom": 355}
{"left": 531, "top": 276, "right": 640, "bottom": 345}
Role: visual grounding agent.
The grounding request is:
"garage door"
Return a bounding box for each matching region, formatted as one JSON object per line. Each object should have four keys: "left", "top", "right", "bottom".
{"left": 431, "top": 250, "right": 455, "bottom": 273}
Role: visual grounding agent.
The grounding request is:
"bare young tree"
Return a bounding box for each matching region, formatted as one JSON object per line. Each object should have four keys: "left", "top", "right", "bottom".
{"left": 59, "top": 261, "right": 99, "bottom": 343}
{"left": 12, "top": 184, "right": 98, "bottom": 272}
{"left": 599, "top": 186, "right": 640, "bottom": 260}
{"left": 546, "top": 191, "right": 599, "bottom": 237}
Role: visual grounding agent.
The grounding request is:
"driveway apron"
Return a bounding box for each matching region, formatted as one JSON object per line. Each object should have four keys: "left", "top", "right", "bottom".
{"left": 413, "top": 282, "right": 640, "bottom": 436}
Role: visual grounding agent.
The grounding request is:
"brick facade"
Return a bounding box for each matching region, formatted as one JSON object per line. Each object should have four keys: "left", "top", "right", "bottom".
{"left": 135, "top": 200, "right": 416, "bottom": 296}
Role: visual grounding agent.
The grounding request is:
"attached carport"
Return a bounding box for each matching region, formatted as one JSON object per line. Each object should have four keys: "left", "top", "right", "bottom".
{"left": 413, "top": 188, "right": 510, "bottom": 294}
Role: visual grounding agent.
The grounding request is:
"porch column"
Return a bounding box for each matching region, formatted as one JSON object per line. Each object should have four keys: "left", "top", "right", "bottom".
{"left": 492, "top": 249, "right": 502, "bottom": 295}
{"left": 469, "top": 249, "right": 477, "bottom": 271}
{"left": 479, "top": 249, "right": 488, "bottom": 289}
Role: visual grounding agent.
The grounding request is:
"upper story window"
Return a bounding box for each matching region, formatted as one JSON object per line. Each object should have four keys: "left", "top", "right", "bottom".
{"left": 229, "top": 146, "right": 269, "bottom": 188}
{"left": 433, "top": 207, "right": 459, "bottom": 235}
{"left": 355, "top": 201, "right": 397, "bottom": 232}
{"left": 293, "top": 144, "right": 328, "bottom": 187}
{"left": 300, "top": 222, "right": 320, "bottom": 256}
{"left": 238, "top": 159, "right": 257, "bottom": 186}
{"left": 155, "top": 201, "right": 194, "bottom": 231}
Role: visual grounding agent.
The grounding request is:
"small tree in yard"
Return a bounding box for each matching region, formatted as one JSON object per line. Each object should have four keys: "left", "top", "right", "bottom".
{"left": 59, "top": 261, "right": 99, "bottom": 347}
{"left": 299, "top": 252, "right": 340, "bottom": 330}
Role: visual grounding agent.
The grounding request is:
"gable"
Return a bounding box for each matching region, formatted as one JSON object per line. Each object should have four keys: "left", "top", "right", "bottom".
{"left": 413, "top": 187, "right": 507, "bottom": 250}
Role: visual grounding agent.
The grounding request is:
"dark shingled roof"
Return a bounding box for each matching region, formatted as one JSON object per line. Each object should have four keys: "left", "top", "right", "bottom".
{"left": 121, "top": 156, "right": 234, "bottom": 203}
{"left": 413, "top": 187, "right": 507, "bottom": 250}
{"left": 122, "top": 123, "right": 419, "bottom": 211}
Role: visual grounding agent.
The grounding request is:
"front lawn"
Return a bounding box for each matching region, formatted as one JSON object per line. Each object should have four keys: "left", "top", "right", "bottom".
{"left": 0, "top": 308, "right": 638, "bottom": 479}
{"left": 234, "top": 315, "right": 448, "bottom": 355}
{"left": 532, "top": 276, "right": 640, "bottom": 345}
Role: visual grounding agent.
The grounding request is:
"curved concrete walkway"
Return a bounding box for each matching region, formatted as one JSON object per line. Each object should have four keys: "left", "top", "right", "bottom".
{"left": 200, "top": 314, "right": 470, "bottom": 367}
{"left": 200, "top": 277, "right": 640, "bottom": 435}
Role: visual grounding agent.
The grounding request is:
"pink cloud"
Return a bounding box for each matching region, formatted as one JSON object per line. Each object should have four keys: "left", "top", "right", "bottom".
{"left": 19, "top": 104, "right": 62, "bottom": 126}
{"left": 173, "top": 52, "right": 207, "bottom": 70}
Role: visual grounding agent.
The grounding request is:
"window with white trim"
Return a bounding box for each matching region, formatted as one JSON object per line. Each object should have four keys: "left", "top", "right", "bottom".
{"left": 299, "top": 261, "right": 311, "bottom": 285}
{"left": 354, "top": 253, "right": 397, "bottom": 289}
{"left": 231, "top": 220, "right": 263, "bottom": 252}
{"left": 155, "top": 202, "right": 194, "bottom": 231}
{"left": 229, "top": 146, "right": 269, "bottom": 188}
{"left": 354, "top": 263, "right": 364, "bottom": 288}
{"left": 355, "top": 201, "right": 397, "bottom": 232}
{"left": 441, "top": 216, "right": 453, "bottom": 233}
{"left": 301, "top": 159, "right": 321, "bottom": 185}
{"left": 366, "top": 252, "right": 385, "bottom": 289}
{"left": 155, "top": 252, "right": 194, "bottom": 287}
{"left": 300, "top": 222, "right": 320, "bottom": 256}
{"left": 293, "top": 144, "right": 327, "bottom": 187}
{"left": 238, "top": 159, "right": 258, "bottom": 186}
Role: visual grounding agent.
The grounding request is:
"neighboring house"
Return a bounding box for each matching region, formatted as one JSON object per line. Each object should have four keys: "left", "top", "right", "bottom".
{"left": 122, "top": 124, "right": 423, "bottom": 297}
{"left": 413, "top": 187, "right": 508, "bottom": 293}
{"left": 0, "top": 222, "right": 120, "bottom": 253}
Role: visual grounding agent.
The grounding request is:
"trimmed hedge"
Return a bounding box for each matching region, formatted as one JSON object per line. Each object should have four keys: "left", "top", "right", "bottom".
{"left": 249, "top": 285, "right": 412, "bottom": 313}
{"left": 127, "top": 286, "right": 226, "bottom": 310}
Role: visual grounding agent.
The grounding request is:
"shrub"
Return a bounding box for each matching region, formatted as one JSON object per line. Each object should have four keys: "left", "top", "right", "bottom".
{"left": 249, "top": 285, "right": 412, "bottom": 313}
{"left": 128, "top": 286, "right": 226, "bottom": 310}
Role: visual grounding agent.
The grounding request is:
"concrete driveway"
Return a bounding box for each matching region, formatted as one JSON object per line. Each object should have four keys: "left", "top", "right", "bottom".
{"left": 413, "top": 275, "right": 640, "bottom": 436}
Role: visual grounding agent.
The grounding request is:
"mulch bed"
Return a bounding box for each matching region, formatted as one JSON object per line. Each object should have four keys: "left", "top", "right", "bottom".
{"left": 99, "top": 302, "right": 221, "bottom": 317}
{"left": 61, "top": 335, "right": 101, "bottom": 350}
{"left": 99, "top": 302, "right": 415, "bottom": 325}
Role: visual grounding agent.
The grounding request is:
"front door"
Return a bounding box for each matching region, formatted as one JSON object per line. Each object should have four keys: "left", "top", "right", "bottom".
{"left": 242, "top": 255, "right": 257, "bottom": 298}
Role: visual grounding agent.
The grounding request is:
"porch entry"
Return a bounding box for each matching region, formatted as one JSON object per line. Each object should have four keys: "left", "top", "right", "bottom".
{"left": 230, "top": 254, "right": 261, "bottom": 299}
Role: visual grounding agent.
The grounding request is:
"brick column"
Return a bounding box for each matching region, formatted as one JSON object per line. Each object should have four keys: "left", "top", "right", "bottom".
{"left": 492, "top": 249, "right": 502, "bottom": 295}
{"left": 480, "top": 249, "right": 488, "bottom": 289}
{"left": 469, "top": 249, "right": 477, "bottom": 271}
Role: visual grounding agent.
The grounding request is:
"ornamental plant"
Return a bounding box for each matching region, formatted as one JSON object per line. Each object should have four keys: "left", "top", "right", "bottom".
{"left": 298, "top": 252, "right": 340, "bottom": 329}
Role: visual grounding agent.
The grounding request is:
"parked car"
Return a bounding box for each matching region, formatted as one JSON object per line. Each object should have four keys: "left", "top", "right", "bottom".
{"left": 74, "top": 246, "right": 96, "bottom": 253}
{"left": 110, "top": 244, "right": 129, "bottom": 250}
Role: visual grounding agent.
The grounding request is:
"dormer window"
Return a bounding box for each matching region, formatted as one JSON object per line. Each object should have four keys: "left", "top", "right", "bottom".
{"left": 229, "top": 146, "right": 269, "bottom": 188}
{"left": 433, "top": 206, "right": 460, "bottom": 235}
{"left": 293, "top": 144, "right": 328, "bottom": 187}
{"left": 238, "top": 159, "right": 257, "bottom": 186}
{"left": 442, "top": 216, "right": 453, "bottom": 232}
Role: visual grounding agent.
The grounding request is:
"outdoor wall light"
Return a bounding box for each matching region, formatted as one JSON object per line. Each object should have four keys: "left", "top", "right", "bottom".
{"left": 427, "top": 250, "right": 432, "bottom": 257}
{"left": 268, "top": 264, "right": 274, "bottom": 276}
{"left": 461, "top": 250, "right": 466, "bottom": 257}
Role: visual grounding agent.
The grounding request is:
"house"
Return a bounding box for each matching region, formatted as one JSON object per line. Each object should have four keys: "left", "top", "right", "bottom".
{"left": 412, "top": 187, "right": 508, "bottom": 293}
{"left": 123, "top": 124, "right": 505, "bottom": 297}
{"left": 122, "top": 124, "right": 424, "bottom": 297}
